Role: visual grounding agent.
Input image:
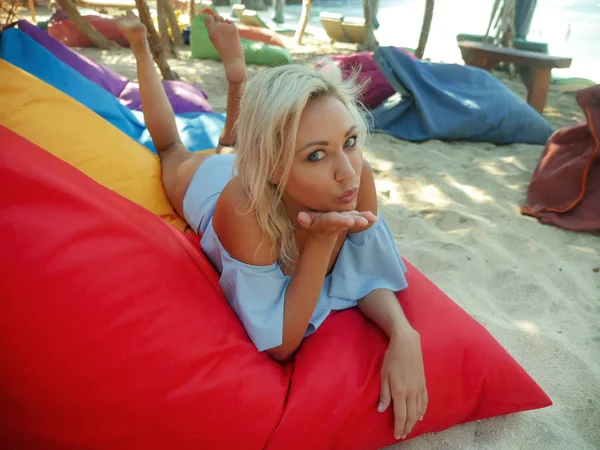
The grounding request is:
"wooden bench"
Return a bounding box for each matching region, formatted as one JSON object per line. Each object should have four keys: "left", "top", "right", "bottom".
{"left": 458, "top": 40, "right": 572, "bottom": 113}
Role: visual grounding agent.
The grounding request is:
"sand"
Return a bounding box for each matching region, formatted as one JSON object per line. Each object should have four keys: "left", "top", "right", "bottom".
{"left": 31, "top": 20, "right": 600, "bottom": 450}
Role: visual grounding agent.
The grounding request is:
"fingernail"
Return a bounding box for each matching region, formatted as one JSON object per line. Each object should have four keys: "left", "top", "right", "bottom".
{"left": 377, "top": 402, "right": 384, "bottom": 412}
{"left": 395, "top": 434, "right": 401, "bottom": 440}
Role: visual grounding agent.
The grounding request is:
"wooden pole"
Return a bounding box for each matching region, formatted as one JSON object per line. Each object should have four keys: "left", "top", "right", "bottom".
{"left": 164, "top": 0, "right": 184, "bottom": 46}
{"left": 189, "top": 0, "right": 196, "bottom": 22}
{"left": 415, "top": 0, "right": 434, "bottom": 59}
{"left": 294, "top": 0, "right": 312, "bottom": 46}
{"left": 134, "top": 0, "right": 179, "bottom": 80}
{"left": 362, "top": 0, "right": 378, "bottom": 50}
{"left": 28, "top": 0, "right": 36, "bottom": 22}
{"left": 157, "top": 0, "right": 173, "bottom": 56}
{"left": 55, "top": 0, "right": 117, "bottom": 49}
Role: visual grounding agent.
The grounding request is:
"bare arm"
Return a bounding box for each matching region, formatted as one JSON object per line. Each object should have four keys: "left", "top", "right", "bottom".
{"left": 272, "top": 159, "right": 381, "bottom": 359}
{"left": 273, "top": 236, "right": 338, "bottom": 361}
{"left": 353, "top": 159, "right": 427, "bottom": 439}
{"left": 358, "top": 289, "right": 417, "bottom": 339}
{"left": 213, "top": 182, "right": 338, "bottom": 362}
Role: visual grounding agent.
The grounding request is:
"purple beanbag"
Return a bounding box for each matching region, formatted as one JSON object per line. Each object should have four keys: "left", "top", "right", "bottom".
{"left": 16, "top": 20, "right": 213, "bottom": 114}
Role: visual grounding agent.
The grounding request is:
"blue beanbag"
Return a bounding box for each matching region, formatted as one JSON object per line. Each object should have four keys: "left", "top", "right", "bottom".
{"left": 0, "top": 28, "right": 225, "bottom": 152}
{"left": 371, "top": 46, "right": 554, "bottom": 145}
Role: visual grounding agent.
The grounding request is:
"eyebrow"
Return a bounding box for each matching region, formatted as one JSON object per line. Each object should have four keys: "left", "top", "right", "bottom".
{"left": 298, "top": 125, "right": 358, "bottom": 152}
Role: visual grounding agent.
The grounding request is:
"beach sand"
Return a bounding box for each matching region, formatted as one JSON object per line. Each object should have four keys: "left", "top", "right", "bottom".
{"left": 68, "top": 30, "right": 599, "bottom": 450}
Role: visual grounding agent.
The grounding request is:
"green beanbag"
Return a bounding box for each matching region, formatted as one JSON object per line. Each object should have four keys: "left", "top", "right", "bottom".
{"left": 191, "top": 14, "right": 291, "bottom": 67}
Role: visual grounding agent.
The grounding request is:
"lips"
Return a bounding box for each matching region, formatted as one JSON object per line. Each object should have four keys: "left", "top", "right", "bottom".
{"left": 337, "top": 188, "right": 358, "bottom": 204}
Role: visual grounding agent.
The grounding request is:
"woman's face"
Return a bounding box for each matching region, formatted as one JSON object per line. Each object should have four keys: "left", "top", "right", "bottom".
{"left": 282, "top": 95, "right": 363, "bottom": 213}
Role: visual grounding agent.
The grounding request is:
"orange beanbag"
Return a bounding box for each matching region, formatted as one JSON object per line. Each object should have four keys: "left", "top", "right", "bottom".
{"left": 0, "top": 125, "right": 551, "bottom": 449}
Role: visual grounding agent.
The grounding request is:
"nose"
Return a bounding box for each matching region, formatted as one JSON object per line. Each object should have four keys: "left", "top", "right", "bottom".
{"left": 335, "top": 153, "right": 356, "bottom": 182}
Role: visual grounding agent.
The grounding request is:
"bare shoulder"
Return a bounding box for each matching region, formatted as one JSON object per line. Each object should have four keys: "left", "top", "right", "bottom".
{"left": 212, "top": 177, "right": 279, "bottom": 266}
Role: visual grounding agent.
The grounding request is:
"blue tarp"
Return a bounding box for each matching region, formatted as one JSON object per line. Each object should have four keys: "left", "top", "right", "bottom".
{"left": 0, "top": 28, "right": 225, "bottom": 153}
{"left": 371, "top": 46, "right": 554, "bottom": 145}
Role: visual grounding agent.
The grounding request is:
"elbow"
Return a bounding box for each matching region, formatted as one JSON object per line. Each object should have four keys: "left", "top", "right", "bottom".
{"left": 265, "top": 341, "right": 300, "bottom": 363}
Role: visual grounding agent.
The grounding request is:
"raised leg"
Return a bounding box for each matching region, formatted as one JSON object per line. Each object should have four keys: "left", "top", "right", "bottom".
{"left": 205, "top": 15, "right": 247, "bottom": 152}
{"left": 117, "top": 17, "right": 182, "bottom": 153}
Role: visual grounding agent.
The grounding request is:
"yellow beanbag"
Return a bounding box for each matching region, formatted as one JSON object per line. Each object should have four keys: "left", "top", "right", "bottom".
{"left": 0, "top": 60, "right": 188, "bottom": 232}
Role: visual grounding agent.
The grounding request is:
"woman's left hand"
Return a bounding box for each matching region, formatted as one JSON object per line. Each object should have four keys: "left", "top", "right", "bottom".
{"left": 378, "top": 330, "right": 427, "bottom": 440}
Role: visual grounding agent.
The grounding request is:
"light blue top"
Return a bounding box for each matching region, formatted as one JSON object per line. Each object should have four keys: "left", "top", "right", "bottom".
{"left": 183, "top": 154, "right": 409, "bottom": 351}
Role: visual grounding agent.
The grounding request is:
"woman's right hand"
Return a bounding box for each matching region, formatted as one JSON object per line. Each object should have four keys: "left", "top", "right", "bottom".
{"left": 297, "top": 210, "right": 378, "bottom": 241}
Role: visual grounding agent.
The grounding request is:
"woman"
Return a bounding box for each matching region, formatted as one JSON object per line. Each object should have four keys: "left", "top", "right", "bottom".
{"left": 118, "top": 14, "right": 427, "bottom": 441}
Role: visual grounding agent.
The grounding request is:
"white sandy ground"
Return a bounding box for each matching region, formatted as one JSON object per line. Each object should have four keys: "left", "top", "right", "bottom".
{"left": 18, "top": 17, "right": 597, "bottom": 448}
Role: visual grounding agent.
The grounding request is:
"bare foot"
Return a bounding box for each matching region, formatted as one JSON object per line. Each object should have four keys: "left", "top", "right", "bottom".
{"left": 205, "top": 15, "right": 246, "bottom": 85}
{"left": 117, "top": 15, "right": 148, "bottom": 49}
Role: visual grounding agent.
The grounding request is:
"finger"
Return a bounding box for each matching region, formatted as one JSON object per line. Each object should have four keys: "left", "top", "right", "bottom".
{"left": 358, "top": 211, "right": 378, "bottom": 223}
{"left": 339, "top": 210, "right": 365, "bottom": 221}
{"left": 378, "top": 373, "right": 391, "bottom": 413}
{"left": 402, "top": 395, "right": 418, "bottom": 439}
{"left": 415, "top": 391, "right": 423, "bottom": 421}
{"left": 204, "top": 15, "right": 215, "bottom": 26}
{"left": 297, "top": 211, "right": 312, "bottom": 228}
{"left": 421, "top": 388, "right": 428, "bottom": 420}
{"left": 393, "top": 392, "right": 407, "bottom": 440}
{"left": 349, "top": 215, "right": 368, "bottom": 227}
{"left": 330, "top": 213, "right": 355, "bottom": 228}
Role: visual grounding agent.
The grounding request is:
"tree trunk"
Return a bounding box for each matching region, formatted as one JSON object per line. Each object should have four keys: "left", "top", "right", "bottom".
{"left": 134, "top": 0, "right": 179, "bottom": 80}
{"left": 415, "top": 0, "right": 434, "bottom": 59}
{"left": 294, "top": 0, "right": 312, "bottom": 45}
{"left": 157, "top": 0, "right": 173, "bottom": 57}
{"left": 28, "top": 0, "right": 36, "bottom": 23}
{"left": 361, "top": 0, "right": 378, "bottom": 50}
{"left": 163, "top": 0, "right": 184, "bottom": 46}
{"left": 55, "top": 0, "right": 117, "bottom": 49}
{"left": 189, "top": 0, "right": 196, "bottom": 21}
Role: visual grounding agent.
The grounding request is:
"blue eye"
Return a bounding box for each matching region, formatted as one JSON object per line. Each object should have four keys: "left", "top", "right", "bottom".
{"left": 344, "top": 136, "right": 358, "bottom": 147}
{"left": 307, "top": 150, "right": 325, "bottom": 162}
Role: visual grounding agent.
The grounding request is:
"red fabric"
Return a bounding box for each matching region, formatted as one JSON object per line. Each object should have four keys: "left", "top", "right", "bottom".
{"left": 0, "top": 125, "right": 551, "bottom": 449}
{"left": 268, "top": 262, "right": 553, "bottom": 449}
{"left": 0, "top": 126, "right": 288, "bottom": 449}
{"left": 48, "top": 15, "right": 129, "bottom": 48}
{"left": 521, "top": 84, "right": 600, "bottom": 231}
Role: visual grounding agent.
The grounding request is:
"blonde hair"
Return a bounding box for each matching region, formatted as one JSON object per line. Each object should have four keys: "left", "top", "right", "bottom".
{"left": 234, "top": 60, "right": 369, "bottom": 269}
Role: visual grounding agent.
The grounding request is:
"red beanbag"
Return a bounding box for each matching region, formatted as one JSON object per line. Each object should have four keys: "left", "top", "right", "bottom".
{"left": 0, "top": 126, "right": 288, "bottom": 449}
{"left": 0, "top": 125, "right": 551, "bottom": 450}
{"left": 268, "top": 263, "right": 552, "bottom": 449}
